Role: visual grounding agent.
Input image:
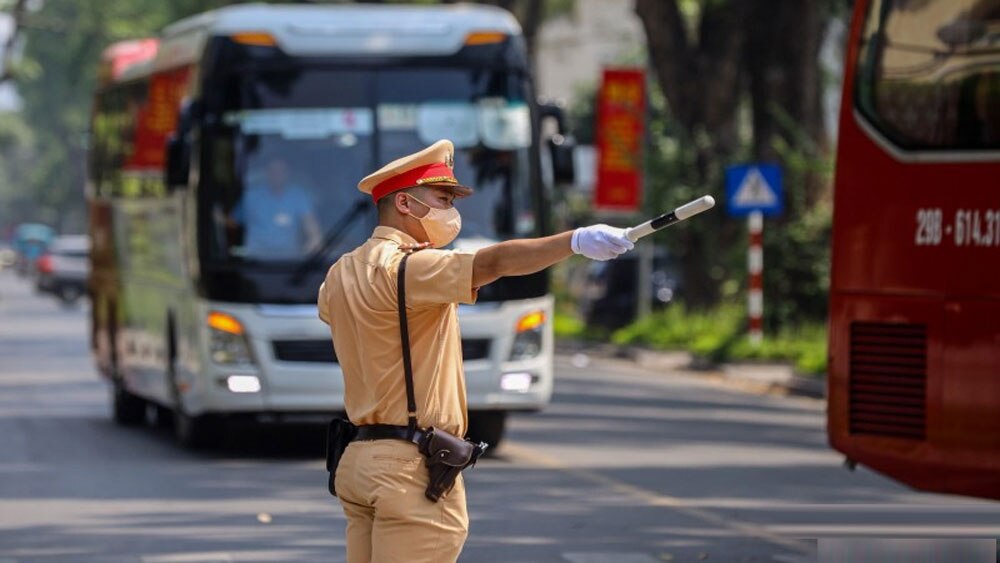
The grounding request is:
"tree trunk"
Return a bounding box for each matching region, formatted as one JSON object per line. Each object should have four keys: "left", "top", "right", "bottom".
{"left": 634, "top": 0, "right": 747, "bottom": 308}
{"left": 747, "top": 0, "right": 827, "bottom": 167}
{"left": 519, "top": 0, "right": 543, "bottom": 66}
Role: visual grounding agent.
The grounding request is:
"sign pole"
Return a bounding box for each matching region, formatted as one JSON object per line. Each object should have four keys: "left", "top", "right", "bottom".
{"left": 636, "top": 239, "right": 653, "bottom": 320}
{"left": 725, "top": 162, "right": 781, "bottom": 347}
{"left": 748, "top": 210, "right": 764, "bottom": 346}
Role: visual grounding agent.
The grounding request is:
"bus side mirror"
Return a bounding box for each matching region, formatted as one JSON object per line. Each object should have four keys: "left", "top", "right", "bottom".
{"left": 547, "top": 133, "right": 576, "bottom": 185}
{"left": 165, "top": 99, "right": 202, "bottom": 190}
{"left": 538, "top": 100, "right": 576, "bottom": 185}
{"left": 165, "top": 133, "right": 189, "bottom": 188}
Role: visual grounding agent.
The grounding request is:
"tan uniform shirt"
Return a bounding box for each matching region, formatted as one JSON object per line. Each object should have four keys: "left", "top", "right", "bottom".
{"left": 317, "top": 226, "right": 478, "bottom": 437}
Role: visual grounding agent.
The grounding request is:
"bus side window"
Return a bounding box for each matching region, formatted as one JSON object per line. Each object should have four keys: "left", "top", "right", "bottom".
{"left": 856, "top": 0, "right": 1000, "bottom": 151}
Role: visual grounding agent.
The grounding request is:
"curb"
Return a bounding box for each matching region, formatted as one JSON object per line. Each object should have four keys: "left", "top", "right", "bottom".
{"left": 555, "top": 340, "right": 826, "bottom": 399}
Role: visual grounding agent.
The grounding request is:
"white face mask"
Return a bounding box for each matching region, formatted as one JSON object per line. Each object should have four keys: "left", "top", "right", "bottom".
{"left": 407, "top": 194, "right": 462, "bottom": 248}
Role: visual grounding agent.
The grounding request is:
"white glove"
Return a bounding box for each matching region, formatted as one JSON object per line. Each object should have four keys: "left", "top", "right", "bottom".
{"left": 571, "top": 224, "right": 635, "bottom": 261}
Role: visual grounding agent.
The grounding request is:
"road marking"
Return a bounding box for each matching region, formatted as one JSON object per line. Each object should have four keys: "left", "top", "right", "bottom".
{"left": 563, "top": 553, "right": 662, "bottom": 563}
{"left": 142, "top": 553, "right": 233, "bottom": 563}
{"left": 772, "top": 556, "right": 814, "bottom": 563}
{"left": 504, "top": 442, "right": 814, "bottom": 556}
{"left": 771, "top": 524, "right": 1000, "bottom": 536}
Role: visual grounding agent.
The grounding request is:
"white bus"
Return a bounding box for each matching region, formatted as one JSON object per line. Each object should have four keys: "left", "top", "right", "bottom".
{"left": 87, "top": 3, "right": 574, "bottom": 448}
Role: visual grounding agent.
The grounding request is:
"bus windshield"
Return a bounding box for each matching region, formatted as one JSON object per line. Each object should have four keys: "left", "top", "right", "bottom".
{"left": 207, "top": 66, "right": 535, "bottom": 265}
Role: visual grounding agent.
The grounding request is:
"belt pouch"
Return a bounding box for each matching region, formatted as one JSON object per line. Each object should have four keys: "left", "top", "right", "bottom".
{"left": 325, "top": 417, "right": 358, "bottom": 497}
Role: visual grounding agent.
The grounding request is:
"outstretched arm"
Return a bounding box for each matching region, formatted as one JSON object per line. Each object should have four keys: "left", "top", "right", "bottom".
{"left": 472, "top": 232, "right": 573, "bottom": 288}
{"left": 472, "top": 225, "right": 633, "bottom": 288}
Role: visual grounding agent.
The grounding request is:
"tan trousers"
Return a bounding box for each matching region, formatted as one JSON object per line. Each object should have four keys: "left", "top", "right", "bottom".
{"left": 335, "top": 439, "right": 469, "bottom": 563}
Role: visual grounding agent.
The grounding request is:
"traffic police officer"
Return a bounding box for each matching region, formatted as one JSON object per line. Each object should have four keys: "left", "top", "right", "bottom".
{"left": 317, "top": 139, "right": 634, "bottom": 562}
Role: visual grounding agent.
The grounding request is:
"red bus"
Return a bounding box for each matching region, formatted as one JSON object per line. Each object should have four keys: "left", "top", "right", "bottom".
{"left": 829, "top": 0, "right": 1000, "bottom": 500}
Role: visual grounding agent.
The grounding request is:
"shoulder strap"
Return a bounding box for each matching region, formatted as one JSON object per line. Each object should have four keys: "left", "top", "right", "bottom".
{"left": 397, "top": 253, "right": 418, "bottom": 440}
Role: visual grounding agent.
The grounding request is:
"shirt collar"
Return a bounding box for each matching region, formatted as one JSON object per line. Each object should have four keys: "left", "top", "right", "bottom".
{"left": 372, "top": 225, "right": 418, "bottom": 246}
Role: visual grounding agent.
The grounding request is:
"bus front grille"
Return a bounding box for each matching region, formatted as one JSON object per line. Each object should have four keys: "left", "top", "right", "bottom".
{"left": 461, "top": 339, "right": 491, "bottom": 361}
{"left": 272, "top": 338, "right": 492, "bottom": 363}
{"left": 273, "top": 340, "right": 338, "bottom": 363}
{"left": 848, "top": 322, "right": 927, "bottom": 440}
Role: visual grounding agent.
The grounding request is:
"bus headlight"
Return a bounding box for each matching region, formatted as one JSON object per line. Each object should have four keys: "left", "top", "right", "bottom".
{"left": 500, "top": 371, "right": 536, "bottom": 392}
{"left": 509, "top": 310, "right": 545, "bottom": 361}
{"left": 225, "top": 375, "right": 261, "bottom": 393}
{"left": 208, "top": 311, "right": 255, "bottom": 365}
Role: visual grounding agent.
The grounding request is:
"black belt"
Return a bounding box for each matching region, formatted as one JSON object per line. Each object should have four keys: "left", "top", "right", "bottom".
{"left": 354, "top": 424, "right": 427, "bottom": 446}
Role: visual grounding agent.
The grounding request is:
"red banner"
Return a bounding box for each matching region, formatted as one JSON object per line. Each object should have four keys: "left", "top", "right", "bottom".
{"left": 594, "top": 68, "right": 646, "bottom": 212}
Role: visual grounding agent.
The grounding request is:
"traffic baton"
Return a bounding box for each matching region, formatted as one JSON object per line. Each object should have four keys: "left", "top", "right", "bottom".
{"left": 623, "top": 196, "right": 716, "bottom": 243}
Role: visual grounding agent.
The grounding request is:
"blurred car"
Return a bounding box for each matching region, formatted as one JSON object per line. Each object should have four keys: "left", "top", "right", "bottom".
{"left": 36, "top": 235, "right": 90, "bottom": 305}
{"left": 578, "top": 250, "right": 681, "bottom": 331}
{"left": 0, "top": 244, "right": 15, "bottom": 270}
{"left": 12, "top": 223, "right": 55, "bottom": 276}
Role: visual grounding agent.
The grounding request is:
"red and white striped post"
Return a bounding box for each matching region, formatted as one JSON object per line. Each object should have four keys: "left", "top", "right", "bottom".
{"left": 748, "top": 210, "right": 764, "bottom": 345}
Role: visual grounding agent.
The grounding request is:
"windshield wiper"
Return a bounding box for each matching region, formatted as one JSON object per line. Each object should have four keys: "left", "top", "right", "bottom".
{"left": 290, "top": 198, "right": 370, "bottom": 284}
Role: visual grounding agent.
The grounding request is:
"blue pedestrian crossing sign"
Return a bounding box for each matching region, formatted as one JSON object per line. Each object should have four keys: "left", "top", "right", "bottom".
{"left": 725, "top": 163, "right": 783, "bottom": 217}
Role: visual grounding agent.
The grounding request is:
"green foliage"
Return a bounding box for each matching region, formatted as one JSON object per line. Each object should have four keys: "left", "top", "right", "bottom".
{"left": 610, "top": 303, "right": 827, "bottom": 375}
{"left": 760, "top": 113, "right": 835, "bottom": 328}
{"left": 726, "top": 324, "right": 828, "bottom": 375}
{"left": 611, "top": 303, "right": 743, "bottom": 352}
{"left": 553, "top": 310, "right": 585, "bottom": 339}
{"left": 568, "top": 82, "right": 597, "bottom": 144}
{"left": 0, "top": 113, "right": 32, "bottom": 150}
{"left": 0, "top": 0, "right": 258, "bottom": 232}
{"left": 543, "top": 0, "right": 575, "bottom": 20}
{"left": 0, "top": 112, "right": 39, "bottom": 223}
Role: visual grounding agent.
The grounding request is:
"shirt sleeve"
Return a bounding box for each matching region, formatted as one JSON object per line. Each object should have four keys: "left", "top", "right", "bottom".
{"left": 317, "top": 281, "right": 330, "bottom": 325}
{"left": 401, "top": 249, "right": 479, "bottom": 306}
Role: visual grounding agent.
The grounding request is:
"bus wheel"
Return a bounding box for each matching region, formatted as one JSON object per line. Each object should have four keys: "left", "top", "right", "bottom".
{"left": 467, "top": 411, "right": 507, "bottom": 455}
{"left": 173, "top": 410, "right": 222, "bottom": 449}
{"left": 168, "top": 370, "right": 222, "bottom": 448}
{"left": 111, "top": 379, "right": 145, "bottom": 426}
{"left": 166, "top": 321, "right": 219, "bottom": 448}
{"left": 153, "top": 403, "right": 174, "bottom": 428}
{"left": 167, "top": 363, "right": 222, "bottom": 449}
{"left": 58, "top": 284, "right": 83, "bottom": 307}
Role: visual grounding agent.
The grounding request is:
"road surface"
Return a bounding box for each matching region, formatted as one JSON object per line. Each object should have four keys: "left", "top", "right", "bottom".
{"left": 1, "top": 270, "right": 997, "bottom": 562}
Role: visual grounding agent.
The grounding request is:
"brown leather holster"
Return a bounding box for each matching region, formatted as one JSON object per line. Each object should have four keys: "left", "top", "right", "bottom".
{"left": 417, "top": 426, "right": 487, "bottom": 502}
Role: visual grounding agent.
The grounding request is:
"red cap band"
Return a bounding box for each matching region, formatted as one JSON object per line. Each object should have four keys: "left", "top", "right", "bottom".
{"left": 371, "top": 162, "right": 456, "bottom": 202}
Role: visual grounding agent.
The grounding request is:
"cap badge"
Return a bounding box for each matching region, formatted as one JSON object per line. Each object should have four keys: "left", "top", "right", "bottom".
{"left": 445, "top": 151, "right": 454, "bottom": 169}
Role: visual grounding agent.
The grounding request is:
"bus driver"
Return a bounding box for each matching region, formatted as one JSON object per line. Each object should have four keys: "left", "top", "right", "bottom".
{"left": 229, "top": 155, "right": 322, "bottom": 258}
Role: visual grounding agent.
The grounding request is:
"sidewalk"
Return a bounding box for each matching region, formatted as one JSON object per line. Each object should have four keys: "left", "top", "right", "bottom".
{"left": 555, "top": 340, "right": 826, "bottom": 399}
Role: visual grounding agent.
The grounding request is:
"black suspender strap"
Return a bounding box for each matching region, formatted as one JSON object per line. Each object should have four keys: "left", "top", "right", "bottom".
{"left": 397, "top": 253, "right": 419, "bottom": 440}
